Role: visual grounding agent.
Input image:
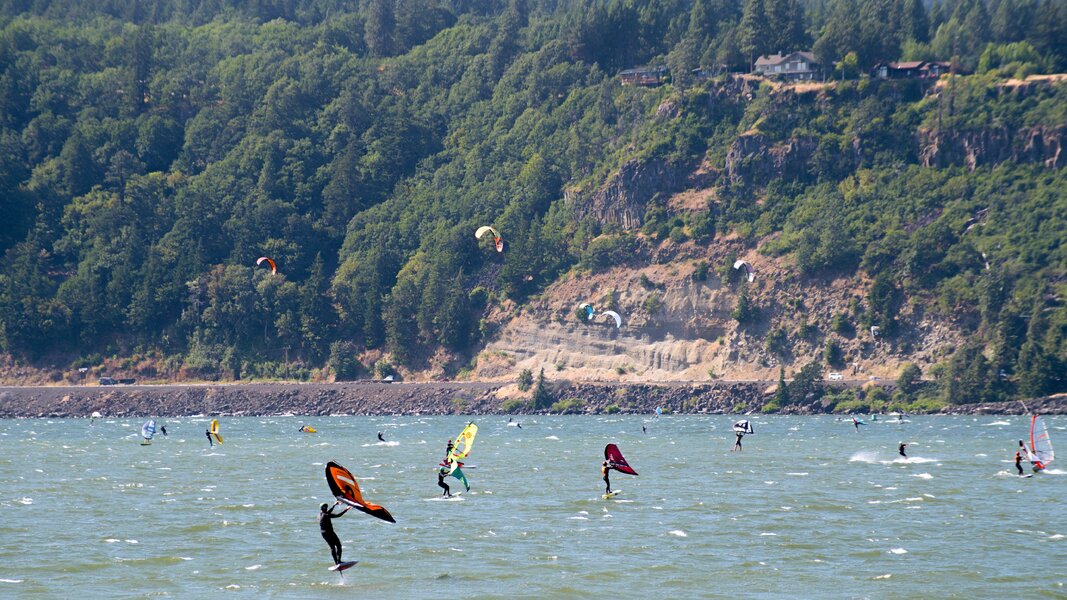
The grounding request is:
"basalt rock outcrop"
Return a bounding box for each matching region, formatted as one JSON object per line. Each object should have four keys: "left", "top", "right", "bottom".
{"left": 919, "top": 125, "right": 1064, "bottom": 170}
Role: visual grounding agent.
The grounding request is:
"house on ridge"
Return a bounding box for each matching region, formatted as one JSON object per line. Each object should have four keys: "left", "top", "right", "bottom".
{"left": 619, "top": 66, "right": 669, "bottom": 87}
{"left": 753, "top": 51, "right": 821, "bottom": 81}
{"left": 871, "top": 61, "right": 956, "bottom": 80}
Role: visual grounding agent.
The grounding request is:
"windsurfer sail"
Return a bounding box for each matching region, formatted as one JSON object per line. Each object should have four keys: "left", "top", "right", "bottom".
{"left": 1028, "top": 415, "right": 1055, "bottom": 472}
{"left": 325, "top": 461, "right": 396, "bottom": 523}
{"left": 141, "top": 419, "right": 156, "bottom": 443}
{"left": 442, "top": 422, "right": 478, "bottom": 491}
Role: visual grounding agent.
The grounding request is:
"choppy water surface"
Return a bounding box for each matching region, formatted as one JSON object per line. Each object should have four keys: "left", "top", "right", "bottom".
{"left": 1, "top": 415, "right": 1064, "bottom": 598}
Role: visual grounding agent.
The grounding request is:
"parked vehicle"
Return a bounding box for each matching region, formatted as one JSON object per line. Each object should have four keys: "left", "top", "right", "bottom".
{"left": 99, "top": 377, "right": 117, "bottom": 385}
{"left": 828, "top": 372, "right": 843, "bottom": 381}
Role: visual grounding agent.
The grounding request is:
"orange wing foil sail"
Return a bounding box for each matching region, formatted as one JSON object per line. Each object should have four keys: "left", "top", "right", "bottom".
{"left": 325, "top": 461, "right": 396, "bottom": 523}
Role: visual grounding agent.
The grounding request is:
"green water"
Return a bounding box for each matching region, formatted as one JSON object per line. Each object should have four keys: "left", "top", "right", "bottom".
{"left": 0, "top": 415, "right": 1064, "bottom": 598}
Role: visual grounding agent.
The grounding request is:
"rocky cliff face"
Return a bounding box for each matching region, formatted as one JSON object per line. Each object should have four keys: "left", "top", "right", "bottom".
{"left": 565, "top": 157, "right": 691, "bottom": 229}
{"left": 919, "top": 125, "right": 1065, "bottom": 170}
{"left": 724, "top": 132, "right": 818, "bottom": 185}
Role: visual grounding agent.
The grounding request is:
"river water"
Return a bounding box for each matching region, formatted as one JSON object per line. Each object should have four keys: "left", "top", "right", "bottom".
{"left": 1, "top": 415, "right": 1064, "bottom": 598}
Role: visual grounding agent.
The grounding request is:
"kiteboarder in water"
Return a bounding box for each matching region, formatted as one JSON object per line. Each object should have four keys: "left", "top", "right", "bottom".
{"left": 377, "top": 431, "right": 385, "bottom": 442}
{"left": 160, "top": 425, "right": 167, "bottom": 437}
{"left": 1015, "top": 450, "right": 1025, "bottom": 476}
{"left": 319, "top": 501, "right": 352, "bottom": 564}
{"left": 437, "top": 467, "right": 452, "bottom": 497}
{"left": 852, "top": 417, "right": 861, "bottom": 432}
{"left": 205, "top": 429, "right": 213, "bottom": 447}
{"left": 602, "top": 461, "right": 614, "bottom": 494}
{"left": 898, "top": 443, "right": 908, "bottom": 458}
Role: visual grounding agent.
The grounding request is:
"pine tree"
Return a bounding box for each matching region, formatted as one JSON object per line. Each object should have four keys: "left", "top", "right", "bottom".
{"left": 531, "top": 368, "right": 553, "bottom": 410}
{"left": 739, "top": 0, "right": 772, "bottom": 66}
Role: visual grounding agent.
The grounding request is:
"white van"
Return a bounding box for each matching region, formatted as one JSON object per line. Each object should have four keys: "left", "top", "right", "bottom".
{"left": 828, "top": 372, "right": 843, "bottom": 381}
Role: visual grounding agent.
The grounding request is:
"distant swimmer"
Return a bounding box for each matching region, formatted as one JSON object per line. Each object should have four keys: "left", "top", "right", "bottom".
{"left": 205, "top": 429, "right": 214, "bottom": 447}
{"left": 601, "top": 460, "right": 614, "bottom": 495}
{"left": 160, "top": 425, "right": 167, "bottom": 437}
{"left": 377, "top": 431, "right": 385, "bottom": 442}
{"left": 898, "top": 443, "right": 907, "bottom": 458}
{"left": 437, "top": 467, "right": 452, "bottom": 497}
{"left": 1015, "top": 450, "right": 1025, "bottom": 476}
{"left": 318, "top": 501, "right": 352, "bottom": 565}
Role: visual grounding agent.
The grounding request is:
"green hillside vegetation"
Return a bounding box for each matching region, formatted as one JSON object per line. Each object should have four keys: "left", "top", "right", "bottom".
{"left": 0, "top": 0, "right": 1064, "bottom": 407}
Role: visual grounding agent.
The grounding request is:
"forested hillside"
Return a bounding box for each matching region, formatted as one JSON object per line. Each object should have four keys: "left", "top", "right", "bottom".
{"left": 0, "top": 0, "right": 1064, "bottom": 408}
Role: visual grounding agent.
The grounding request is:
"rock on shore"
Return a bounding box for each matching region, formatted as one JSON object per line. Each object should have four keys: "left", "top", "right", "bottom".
{"left": 0, "top": 382, "right": 1062, "bottom": 418}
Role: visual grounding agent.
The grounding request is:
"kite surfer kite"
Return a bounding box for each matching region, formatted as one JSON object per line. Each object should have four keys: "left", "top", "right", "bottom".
{"left": 318, "top": 501, "right": 352, "bottom": 565}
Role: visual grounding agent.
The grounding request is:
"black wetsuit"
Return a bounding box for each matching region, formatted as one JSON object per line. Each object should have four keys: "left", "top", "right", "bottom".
{"left": 319, "top": 506, "right": 348, "bottom": 564}
{"left": 899, "top": 444, "right": 907, "bottom": 458}
{"left": 160, "top": 426, "right": 167, "bottom": 436}
{"left": 602, "top": 463, "right": 612, "bottom": 494}
{"left": 377, "top": 432, "right": 385, "bottom": 442}
{"left": 438, "top": 470, "right": 451, "bottom": 496}
{"left": 1015, "top": 452, "right": 1025, "bottom": 476}
{"left": 445, "top": 442, "right": 454, "bottom": 461}
{"left": 206, "top": 430, "right": 213, "bottom": 446}
{"left": 733, "top": 432, "right": 744, "bottom": 452}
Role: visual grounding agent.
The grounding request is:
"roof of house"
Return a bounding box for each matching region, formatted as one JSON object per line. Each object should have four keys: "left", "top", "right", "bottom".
{"left": 755, "top": 51, "right": 817, "bottom": 67}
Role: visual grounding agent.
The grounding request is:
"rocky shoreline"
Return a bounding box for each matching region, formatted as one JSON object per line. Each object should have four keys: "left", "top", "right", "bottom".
{"left": 1, "top": 381, "right": 1064, "bottom": 418}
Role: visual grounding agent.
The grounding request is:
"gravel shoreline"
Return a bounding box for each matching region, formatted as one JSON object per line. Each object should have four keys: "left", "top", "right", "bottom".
{"left": 1, "top": 382, "right": 1063, "bottom": 418}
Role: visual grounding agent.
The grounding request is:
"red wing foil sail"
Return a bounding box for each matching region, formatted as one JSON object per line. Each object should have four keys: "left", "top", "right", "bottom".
{"left": 325, "top": 461, "right": 396, "bottom": 523}
{"left": 604, "top": 443, "right": 638, "bottom": 476}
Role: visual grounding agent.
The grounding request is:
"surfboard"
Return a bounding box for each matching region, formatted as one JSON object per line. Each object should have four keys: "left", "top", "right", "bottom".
{"left": 1019, "top": 474, "right": 1034, "bottom": 478}
{"left": 602, "top": 490, "right": 620, "bottom": 499}
{"left": 329, "top": 561, "right": 358, "bottom": 572}
{"left": 140, "top": 441, "right": 151, "bottom": 446}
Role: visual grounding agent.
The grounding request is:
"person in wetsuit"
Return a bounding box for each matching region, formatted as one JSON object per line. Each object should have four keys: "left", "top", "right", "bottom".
{"left": 205, "top": 429, "right": 213, "bottom": 447}
{"left": 437, "top": 467, "right": 452, "bottom": 497}
{"left": 319, "top": 501, "right": 351, "bottom": 564}
{"left": 732, "top": 430, "right": 745, "bottom": 452}
{"left": 445, "top": 439, "right": 454, "bottom": 461}
{"left": 160, "top": 425, "right": 167, "bottom": 437}
{"left": 1015, "top": 450, "right": 1025, "bottom": 476}
{"left": 898, "top": 443, "right": 908, "bottom": 458}
{"left": 377, "top": 431, "right": 385, "bottom": 442}
{"left": 602, "top": 461, "right": 614, "bottom": 494}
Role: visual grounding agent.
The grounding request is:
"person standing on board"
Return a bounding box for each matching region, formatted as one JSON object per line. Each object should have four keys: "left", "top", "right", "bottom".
{"left": 602, "top": 460, "right": 615, "bottom": 494}
{"left": 444, "top": 439, "right": 454, "bottom": 461}
{"left": 1015, "top": 450, "right": 1025, "bottom": 476}
{"left": 852, "top": 417, "right": 862, "bottom": 432}
{"left": 377, "top": 431, "right": 385, "bottom": 442}
{"left": 205, "top": 429, "right": 214, "bottom": 447}
{"left": 160, "top": 424, "right": 167, "bottom": 437}
{"left": 898, "top": 443, "right": 907, "bottom": 458}
{"left": 318, "top": 501, "right": 352, "bottom": 565}
{"left": 437, "top": 467, "right": 452, "bottom": 497}
{"left": 732, "top": 429, "right": 745, "bottom": 452}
